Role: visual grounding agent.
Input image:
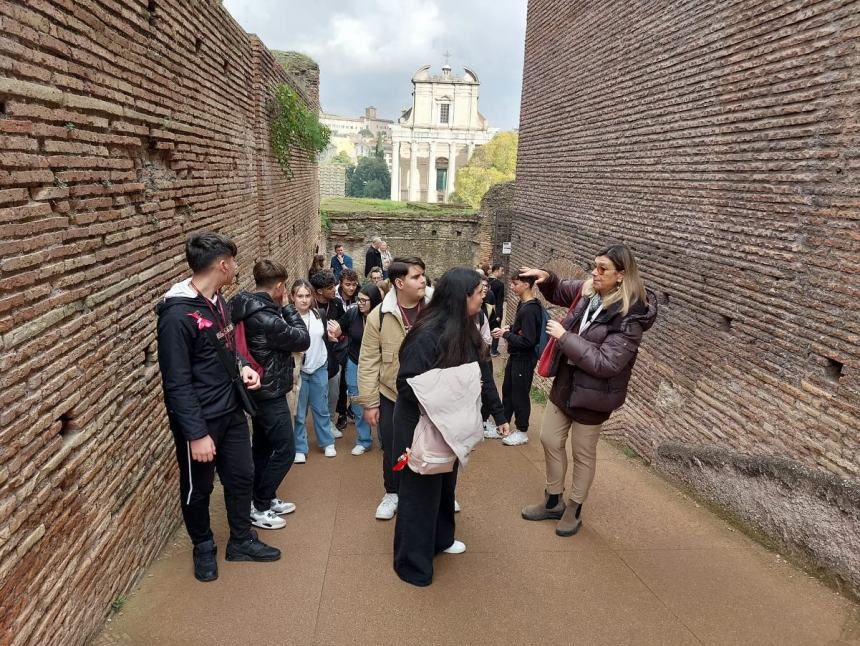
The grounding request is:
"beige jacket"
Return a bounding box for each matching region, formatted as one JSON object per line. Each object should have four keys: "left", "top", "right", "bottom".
{"left": 355, "top": 287, "right": 433, "bottom": 408}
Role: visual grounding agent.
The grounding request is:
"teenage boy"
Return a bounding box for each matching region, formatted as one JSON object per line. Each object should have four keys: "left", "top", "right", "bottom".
{"left": 334, "top": 268, "right": 360, "bottom": 430}
{"left": 488, "top": 264, "right": 506, "bottom": 357}
{"left": 491, "top": 271, "right": 545, "bottom": 446}
{"left": 330, "top": 243, "right": 353, "bottom": 282}
{"left": 355, "top": 257, "right": 430, "bottom": 519}
{"left": 156, "top": 232, "right": 280, "bottom": 583}
{"left": 309, "top": 270, "right": 347, "bottom": 439}
{"left": 230, "top": 260, "right": 310, "bottom": 530}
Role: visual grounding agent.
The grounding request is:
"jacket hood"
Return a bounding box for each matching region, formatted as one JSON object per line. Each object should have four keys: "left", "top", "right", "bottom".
{"left": 625, "top": 289, "right": 658, "bottom": 332}
{"left": 156, "top": 277, "right": 211, "bottom": 316}
{"left": 380, "top": 285, "right": 434, "bottom": 317}
{"left": 231, "top": 291, "right": 274, "bottom": 322}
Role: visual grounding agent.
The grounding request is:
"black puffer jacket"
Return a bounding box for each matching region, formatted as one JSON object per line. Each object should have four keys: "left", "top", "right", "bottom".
{"left": 230, "top": 291, "right": 310, "bottom": 400}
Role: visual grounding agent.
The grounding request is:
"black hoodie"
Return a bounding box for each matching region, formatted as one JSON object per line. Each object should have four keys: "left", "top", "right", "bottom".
{"left": 503, "top": 299, "right": 545, "bottom": 357}
{"left": 230, "top": 291, "right": 310, "bottom": 400}
{"left": 155, "top": 279, "right": 242, "bottom": 441}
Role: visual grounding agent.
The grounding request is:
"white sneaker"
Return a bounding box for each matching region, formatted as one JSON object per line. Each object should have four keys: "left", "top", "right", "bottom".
{"left": 332, "top": 428, "right": 344, "bottom": 439}
{"left": 502, "top": 430, "right": 529, "bottom": 446}
{"left": 270, "top": 498, "right": 296, "bottom": 515}
{"left": 443, "top": 540, "right": 466, "bottom": 554}
{"left": 324, "top": 445, "right": 337, "bottom": 458}
{"left": 351, "top": 445, "right": 368, "bottom": 456}
{"left": 250, "top": 506, "right": 286, "bottom": 530}
{"left": 294, "top": 452, "right": 306, "bottom": 464}
{"left": 375, "top": 493, "right": 398, "bottom": 520}
{"left": 483, "top": 420, "right": 501, "bottom": 439}
{"left": 454, "top": 499, "right": 461, "bottom": 513}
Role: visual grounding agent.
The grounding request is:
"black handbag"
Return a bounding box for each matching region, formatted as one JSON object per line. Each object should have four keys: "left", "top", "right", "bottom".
{"left": 200, "top": 324, "right": 258, "bottom": 417}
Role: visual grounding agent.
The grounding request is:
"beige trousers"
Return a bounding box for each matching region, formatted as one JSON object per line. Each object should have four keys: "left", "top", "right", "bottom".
{"left": 540, "top": 401, "right": 603, "bottom": 504}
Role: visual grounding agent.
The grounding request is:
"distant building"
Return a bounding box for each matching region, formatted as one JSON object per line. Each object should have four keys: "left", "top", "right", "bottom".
{"left": 390, "top": 64, "right": 498, "bottom": 203}
{"left": 320, "top": 107, "right": 393, "bottom": 167}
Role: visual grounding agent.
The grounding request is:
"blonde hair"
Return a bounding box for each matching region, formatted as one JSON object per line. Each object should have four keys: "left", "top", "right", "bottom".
{"left": 582, "top": 244, "right": 646, "bottom": 316}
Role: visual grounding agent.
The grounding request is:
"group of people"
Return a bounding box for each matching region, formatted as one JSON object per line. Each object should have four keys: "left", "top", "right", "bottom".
{"left": 156, "top": 231, "right": 657, "bottom": 586}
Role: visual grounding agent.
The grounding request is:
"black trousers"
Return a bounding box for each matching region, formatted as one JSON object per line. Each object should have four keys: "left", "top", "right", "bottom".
{"left": 502, "top": 353, "right": 537, "bottom": 432}
{"left": 336, "top": 364, "right": 349, "bottom": 417}
{"left": 170, "top": 408, "right": 253, "bottom": 545}
{"left": 251, "top": 396, "right": 296, "bottom": 511}
{"left": 379, "top": 395, "right": 399, "bottom": 494}
{"left": 491, "top": 337, "right": 500, "bottom": 354}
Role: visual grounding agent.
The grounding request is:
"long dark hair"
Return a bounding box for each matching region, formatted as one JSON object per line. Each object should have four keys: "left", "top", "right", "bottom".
{"left": 401, "top": 267, "right": 486, "bottom": 369}
{"left": 359, "top": 283, "right": 382, "bottom": 317}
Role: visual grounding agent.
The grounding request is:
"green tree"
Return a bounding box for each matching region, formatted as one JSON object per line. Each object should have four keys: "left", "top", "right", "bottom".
{"left": 347, "top": 156, "right": 391, "bottom": 198}
{"left": 451, "top": 131, "right": 518, "bottom": 207}
{"left": 332, "top": 150, "right": 353, "bottom": 165}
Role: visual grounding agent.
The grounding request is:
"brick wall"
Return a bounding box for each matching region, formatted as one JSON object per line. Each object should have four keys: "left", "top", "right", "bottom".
{"left": 516, "top": 0, "right": 859, "bottom": 591}
{"left": 319, "top": 163, "right": 346, "bottom": 197}
{"left": 0, "top": 2, "right": 320, "bottom": 644}
{"left": 326, "top": 211, "right": 491, "bottom": 281}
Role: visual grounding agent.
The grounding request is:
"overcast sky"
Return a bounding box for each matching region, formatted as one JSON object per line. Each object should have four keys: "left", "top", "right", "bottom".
{"left": 223, "top": 0, "right": 527, "bottom": 130}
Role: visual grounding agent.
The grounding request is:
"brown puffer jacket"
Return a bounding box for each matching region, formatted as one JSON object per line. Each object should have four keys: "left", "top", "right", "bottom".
{"left": 539, "top": 272, "right": 658, "bottom": 420}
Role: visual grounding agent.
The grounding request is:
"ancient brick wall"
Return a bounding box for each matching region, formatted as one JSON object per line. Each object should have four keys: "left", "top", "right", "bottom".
{"left": 319, "top": 163, "right": 346, "bottom": 197}
{"left": 326, "top": 211, "right": 490, "bottom": 281}
{"left": 0, "top": 2, "right": 320, "bottom": 644}
{"left": 516, "top": 0, "right": 859, "bottom": 591}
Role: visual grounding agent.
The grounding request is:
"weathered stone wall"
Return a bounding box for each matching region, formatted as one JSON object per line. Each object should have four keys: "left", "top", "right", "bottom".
{"left": 326, "top": 211, "right": 488, "bottom": 280}
{"left": 319, "top": 163, "right": 346, "bottom": 197}
{"left": 0, "top": 2, "right": 320, "bottom": 644}
{"left": 516, "top": 0, "right": 859, "bottom": 593}
{"left": 479, "top": 181, "right": 515, "bottom": 274}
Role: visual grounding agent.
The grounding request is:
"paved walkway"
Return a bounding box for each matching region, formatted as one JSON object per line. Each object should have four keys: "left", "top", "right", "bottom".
{"left": 93, "top": 369, "right": 859, "bottom": 646}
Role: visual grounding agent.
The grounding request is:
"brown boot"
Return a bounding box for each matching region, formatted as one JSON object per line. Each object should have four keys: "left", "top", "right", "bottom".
{"left": 521, "top": 491, "right": 565, "bottom": 521}
{"left": 555, "top": 501, "right": 582, "bottom": 536}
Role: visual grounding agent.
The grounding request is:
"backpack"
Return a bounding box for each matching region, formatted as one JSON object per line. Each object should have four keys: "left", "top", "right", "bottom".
{"left": 234, "top": 320, "right": 265, "bottom": 378}
{"left": 534, "top": 305, "right": 550, "bottom": 359}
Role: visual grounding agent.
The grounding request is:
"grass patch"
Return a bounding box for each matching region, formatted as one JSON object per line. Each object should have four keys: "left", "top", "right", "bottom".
{"left": 529, "top": 386, "right": 548, "bottom": 404}
{"left": 111, "top": 596, "right": 126, "bottom": 613}
{"left": 320, "top": 197, "right": 476, "bottom": 217}
{"left": 622, "top": 446, "right": 639, "bottom": 459}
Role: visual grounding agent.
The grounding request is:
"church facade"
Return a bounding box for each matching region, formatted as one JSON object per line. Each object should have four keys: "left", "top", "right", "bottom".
{"left": 390, "top": 64, "right": 497, "bottom": 203}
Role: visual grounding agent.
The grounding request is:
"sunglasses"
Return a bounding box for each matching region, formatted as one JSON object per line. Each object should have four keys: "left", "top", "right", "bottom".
{"left": 583, "top": 261, "right": 620, "bottom": 275}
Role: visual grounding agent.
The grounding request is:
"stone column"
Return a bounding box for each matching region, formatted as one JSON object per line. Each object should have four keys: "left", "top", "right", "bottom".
{"left": 446, "top": 143, "right": 457, "bottom": 199}
{"left": 467, "top": 142, "right": 475, "bottom": 162}
{"left": 390, "top": 141, "right": 400, "bottom": 201}
{"left": 428, "top": 141, "right": 437, "bottom": 203}
{"left": 408, "top": 141, "right": 419, "bottom": 202}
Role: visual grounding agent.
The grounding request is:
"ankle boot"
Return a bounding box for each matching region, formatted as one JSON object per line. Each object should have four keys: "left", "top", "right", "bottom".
{"left": 192, "top": 539, "right": 218, "bottom": 582}
{"left": 521, "top": 491, "right": 565, "bottom": 521}
{"left": 555, "top": 501, "right": 583, "bottom": 536}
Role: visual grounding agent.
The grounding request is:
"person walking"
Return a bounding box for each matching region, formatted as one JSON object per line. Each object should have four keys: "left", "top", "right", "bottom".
{"left": 393, "top": 267, "right": 509, "bottom": 586}
{"left": 330, "top": 243, "right": 353, "bottom": 282}
{"left": 355, "top": 257, "right": 431, "bottom": 520}
{"left": 338, "top": 283, "right": 384, "bottom": 455}
{"left": 309, "top": 270, "right": 347, "bottom": 439}
{"left": 491, "top": 271, "right": 545, "bottom": 446}
{"left": 156, "top": 232, "right": 280, "bottom": 582}
{"left": 364, "top": 237, "right": 383, "bottom": 277}
{"left": 379, "top": 240, "right": 393, "bottom": 278}
{"left": 290, "top": 279, "right": 339, "bottom": 462}
{"left": 230, "top": 260, "right": 310, "bottom": 531}
{"left": 519, "top": 244, "right": 657, "bottom": 536}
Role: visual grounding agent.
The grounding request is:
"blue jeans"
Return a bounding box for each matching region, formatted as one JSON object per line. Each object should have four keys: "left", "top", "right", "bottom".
{"left": 345, "top": 359, "right": 373, "bottom": 449}
{"left": 294, "top": 364, "right": 335, "bottom": 454}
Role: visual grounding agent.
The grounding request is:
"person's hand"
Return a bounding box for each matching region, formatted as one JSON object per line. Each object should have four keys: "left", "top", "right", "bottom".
{"left": 363, "top": 407, "right": 380, "bottom": 426}
{"left": 491, "top": 327, "right": 504, "bottom": 339}
{"left": 518, "top": 267, "right": 549, "bottom": 284}
{"left": 190, "top": 435, "right": 216, "bottom": 462}
{"left": 327, "top": 320, "right": 342, "bottom": 340}
{"left": 241, "top": 366, "right": 261, "bottom": 390}
{"left": 496, "top": 423, "right": 512, "bottom": 437}
{"left": 546, "top": 320, "right": 566, "bottom": 340}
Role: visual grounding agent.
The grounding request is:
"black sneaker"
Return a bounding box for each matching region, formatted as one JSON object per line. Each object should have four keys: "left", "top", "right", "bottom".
{"left": 336, "top": 415, "right": 348, "bottom": 431}
{"left": 225, "top": 530, "right": 281, "bottom": 562}
{"left": 192, "top": 539, "right": 218, "bottom": 582}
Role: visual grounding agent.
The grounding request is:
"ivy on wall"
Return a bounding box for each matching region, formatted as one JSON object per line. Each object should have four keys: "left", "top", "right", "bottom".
{"left": 270, "top": 84, "right": 330, "bottom": 178}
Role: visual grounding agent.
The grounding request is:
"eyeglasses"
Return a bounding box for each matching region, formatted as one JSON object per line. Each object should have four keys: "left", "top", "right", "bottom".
{"left": 357, "top": 298, "right": 371, "bottom": 305}
{"left": 584, "top": 261, "right": 620, "bottom": 275}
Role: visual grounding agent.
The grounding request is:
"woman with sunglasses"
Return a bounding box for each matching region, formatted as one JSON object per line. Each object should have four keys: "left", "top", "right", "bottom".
{"left": 338, "top": 283, "right": 384, "bottom": 455}
{"left": 518, "top": 244, "right": 657, "bottom": 537}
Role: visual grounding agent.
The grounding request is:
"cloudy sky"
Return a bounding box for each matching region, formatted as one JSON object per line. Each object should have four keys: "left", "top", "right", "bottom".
{"left": 223, "top": 0, "right": 528, "bottom": 130}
